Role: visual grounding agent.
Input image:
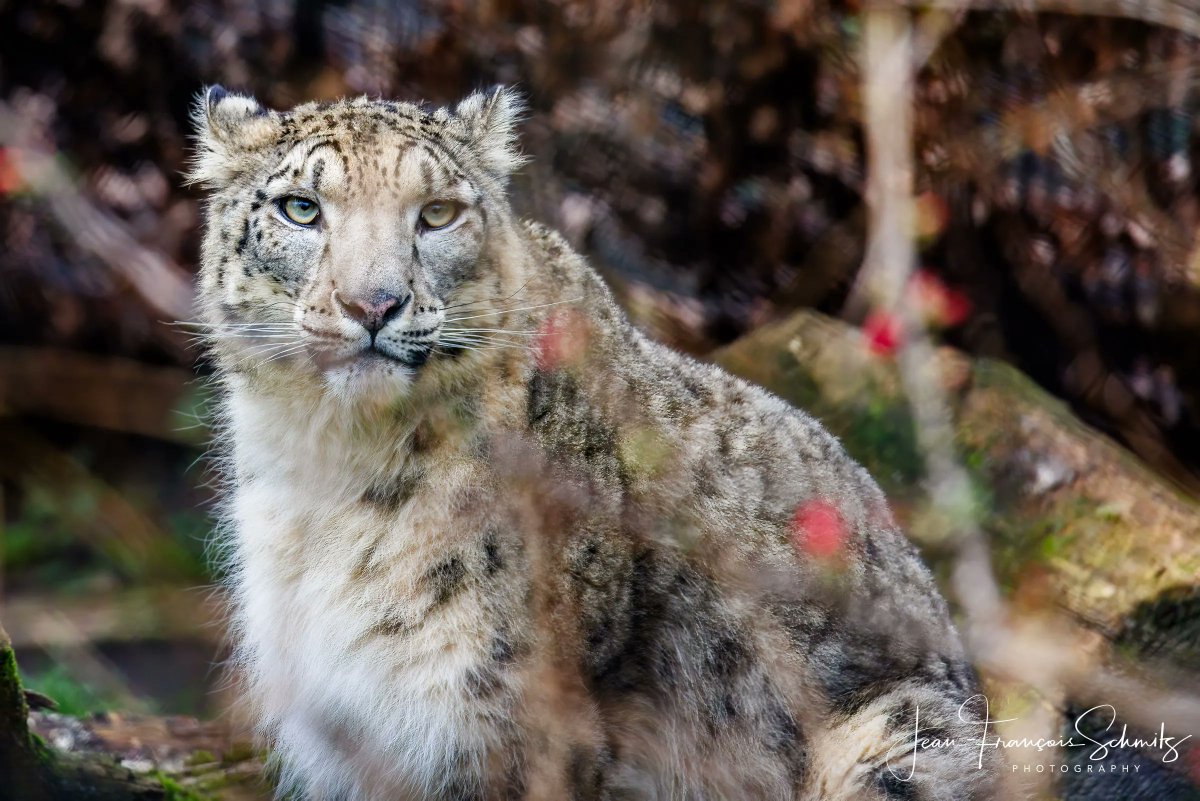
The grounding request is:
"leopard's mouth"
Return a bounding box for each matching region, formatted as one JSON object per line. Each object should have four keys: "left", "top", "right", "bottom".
{"left": 390, "top": 345, "right": 431, "bottom": 368}
{"left": 361, "top": 342, "right": 432, "bottom": 368}
{"left": 310, "top": 341, "right": 432, "bottom": 371}
{"left": 370, "top": 326, "right": 439, "bottom": 368}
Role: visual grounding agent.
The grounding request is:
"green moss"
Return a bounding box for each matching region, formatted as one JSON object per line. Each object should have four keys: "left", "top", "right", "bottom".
{"left": 1, "top": 640, "right": 61, "bottom": 798}
{"left": 184, "top": 750, "right": 216, "bottom": 767}
{"left": 0, "top": 642, "right": 32, "bottom": 738}
{"left": 780, "top": 383, "right": 924, "bottom": 497}
{"left": 771, "top": 350, "right": 824, "bottom": 410}
{"left": 1, "top": 643, "right": 20, "bottom": 686}
{"left": 24, "top": 664, "right": 118, "bottom": 717}
{"left": 983, "top": 496, "right": 1104, "bottom": 593}
{"left": 152, "top": 771, "right": 208, "bottom": 801}
{"left": 219, "top": 740, "right": 257, "bottom": 764}
{"left": 836, "top": 395, "right": 923, "bottom": 493}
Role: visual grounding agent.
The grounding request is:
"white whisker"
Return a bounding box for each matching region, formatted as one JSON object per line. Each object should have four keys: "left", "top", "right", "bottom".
{"left": 172, "top": 321, "right": 298, "bottom": 329}
{"left": 256, "top": 344, "right": 310, "bottom": 367}
{"left": 442, "top": 280, "right": 532, "bottom": 311}
{"left": 439, "top": 331, "right": 529, "bottom": 344}
{"left": 229, "top": 340, "right": 305, "bottom": 370}
{"left": 444, "top": 297, "right": 583, "bottom": 323}
{"left": 441, "top": 327, "right": 536, "bottom": 336}
{"left": 439, "top": 337, "right": 532, "bottom": 346}
{"left": 435, "top": 343, "right": 517, "bottom": 354}
{"left": 203, "top": 333, "right": 298, "bottom": 340}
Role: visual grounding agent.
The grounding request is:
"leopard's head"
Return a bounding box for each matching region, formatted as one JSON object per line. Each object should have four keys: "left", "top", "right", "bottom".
{"left": 189, "top": 86, "right": 528, "bottom": 401}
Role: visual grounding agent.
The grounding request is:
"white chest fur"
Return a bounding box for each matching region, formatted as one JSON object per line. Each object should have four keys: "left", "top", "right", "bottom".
{"left": 223, "top": 389, "right": 499, "bottom": 799}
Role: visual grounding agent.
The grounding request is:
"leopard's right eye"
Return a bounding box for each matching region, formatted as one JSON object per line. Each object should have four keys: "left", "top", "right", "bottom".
{"left": 419, "top": 201, "right": 460, "bottom": 229}
{"left": 281, "top": 196, "right": 320, "bottom": 226}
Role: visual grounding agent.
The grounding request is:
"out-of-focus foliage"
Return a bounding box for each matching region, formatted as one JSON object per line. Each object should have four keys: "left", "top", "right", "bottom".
{"left": 23, "top": 663, "right": 117, "bottom": 717}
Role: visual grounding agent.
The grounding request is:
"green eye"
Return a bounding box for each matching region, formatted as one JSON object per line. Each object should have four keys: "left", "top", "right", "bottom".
{"left": 281, "top": 196, "right": 320, "bottom": 225}
{"left": 420, "top": 201, "right": 459, "bottom": 229}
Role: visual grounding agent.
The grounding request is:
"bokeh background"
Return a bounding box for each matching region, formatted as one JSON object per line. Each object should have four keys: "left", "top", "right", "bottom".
{"left": 1, "top": 1, "right": 1199, "bottom": 798}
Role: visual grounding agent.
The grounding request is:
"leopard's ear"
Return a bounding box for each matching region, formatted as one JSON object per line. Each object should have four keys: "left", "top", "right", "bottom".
{"left": 453, "top": 86, "right": 527, "bottom": 181}
{"left": 187, "top": 85, "right": 282, "bottom": 188}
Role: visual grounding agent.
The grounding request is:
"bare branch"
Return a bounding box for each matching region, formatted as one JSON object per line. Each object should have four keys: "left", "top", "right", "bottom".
{"left": 0, "top": 101, "right": 196, "bottom": 325}
{"left": 901, "top": 0, "right": 1200, "bottom": 39}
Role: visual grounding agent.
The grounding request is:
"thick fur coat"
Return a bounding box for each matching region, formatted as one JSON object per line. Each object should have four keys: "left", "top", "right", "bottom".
{"left": 191, "top": 85, "right": 998, "bottom": 800}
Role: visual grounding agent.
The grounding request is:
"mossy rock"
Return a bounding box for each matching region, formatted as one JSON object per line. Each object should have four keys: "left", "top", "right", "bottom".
{"left": 0, "top": 628, "right": 248, "bottom": 800}
{"left": 715, "top": 310, "right": 1200, "bottom": 631}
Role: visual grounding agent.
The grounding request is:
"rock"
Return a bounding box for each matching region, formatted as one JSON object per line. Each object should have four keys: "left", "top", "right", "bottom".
{"left": 714, "top": 309, "right": 1200, "bottom": 632}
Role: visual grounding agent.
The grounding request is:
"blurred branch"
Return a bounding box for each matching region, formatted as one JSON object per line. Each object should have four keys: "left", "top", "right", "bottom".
{"left": 0, "top": 347, "right": 204, "bottom": 448}
{"left": 0, "top": 348, "right": 204, "bottom": 445}
{"left": 2, "top": 589, "right": 223, "bottom": 650}
{"left": 909, "top": 0, "right": 1200, "bottom": 39}
{"left": 0, "top": 102, "right": 195, "bottom": 346}
{"left": 912, "top": 5, "right": 970, "bottom": 67}
{"left": 853, "top": 5, "right": 1200, "bottom": 790}
{"left": 859, "top": 5, "right": 1003, "bottom": 626}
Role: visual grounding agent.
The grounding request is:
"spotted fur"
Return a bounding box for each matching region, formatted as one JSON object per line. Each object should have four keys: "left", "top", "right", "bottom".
{"left": 191, "top": 85, "right": 999, "bottom": 800}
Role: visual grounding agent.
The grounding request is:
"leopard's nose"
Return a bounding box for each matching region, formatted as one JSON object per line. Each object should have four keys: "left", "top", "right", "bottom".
{"left": 335, "top": 290, "right": 410, "bottom": 334}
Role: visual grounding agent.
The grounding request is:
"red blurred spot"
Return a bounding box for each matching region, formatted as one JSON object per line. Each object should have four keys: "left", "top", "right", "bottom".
{"left": 941, "top": 287, "right": 972, "bottom": 327}
{"left": 910, "top": 269, "right": 972, "bottom": 328}
{"left": 534, "top": 309, "right": 587, "bottom": 370}
{"left": 863, "top": 311, "right": 903, "bottom": 357}
{"left": 791, "top": 500, "right": 846, "bottom": 559}
{"left": 534, "top": 312, "right": 565, "bottom": 370}
{"left": 0, "top": 148, "right": 23, "bottom": 196}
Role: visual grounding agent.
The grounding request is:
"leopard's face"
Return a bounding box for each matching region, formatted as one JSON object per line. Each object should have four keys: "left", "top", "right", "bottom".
{"left": 190, "top": 88, "right": 526, "bottom": 400}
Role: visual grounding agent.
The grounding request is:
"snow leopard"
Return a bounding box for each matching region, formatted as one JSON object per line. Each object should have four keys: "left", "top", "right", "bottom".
{"left": 189, "top": 84, "right": 999, "bottom": 800}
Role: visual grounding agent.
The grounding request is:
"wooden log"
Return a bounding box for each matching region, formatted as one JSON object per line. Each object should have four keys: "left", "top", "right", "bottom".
{"left": 0, "top": 623, "right": 172, "bottom": 800}
{"left": 714, "top": 309, "right": 1200, "bottom": 632}
{"left": 0, "top": 348, "right": 204, "bottom": 446}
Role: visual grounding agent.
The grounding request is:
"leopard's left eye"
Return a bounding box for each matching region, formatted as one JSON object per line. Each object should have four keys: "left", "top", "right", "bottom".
{"left": 419, "top": 201, "right": 460, "bottom": 229}
{"left": 281, "top": 196, "right": 320, "bottom": 226}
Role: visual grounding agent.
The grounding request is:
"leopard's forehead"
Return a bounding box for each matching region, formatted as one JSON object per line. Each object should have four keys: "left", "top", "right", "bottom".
{"left": 255, "top": 99, "right": 476, "bottom": 197}
{"left": 189, "top": 85, "right": 524, "bottom": 195}
{"left": 279, "top": 98, "right": 451, "bottom": 150}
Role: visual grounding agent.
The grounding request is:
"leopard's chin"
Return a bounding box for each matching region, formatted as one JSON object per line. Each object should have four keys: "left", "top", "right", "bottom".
{"left": 319, "top": 351, "right": 418, "bottom": 405}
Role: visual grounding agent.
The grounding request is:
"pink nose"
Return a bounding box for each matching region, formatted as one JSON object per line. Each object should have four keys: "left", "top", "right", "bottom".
{"left": 335, "top": 290, "right": 410, "bottom": 333}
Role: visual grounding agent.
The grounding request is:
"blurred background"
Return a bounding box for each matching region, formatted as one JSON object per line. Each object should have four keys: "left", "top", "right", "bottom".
{"left": 1, "top": 0, "right": 1198, "bottom": 798}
